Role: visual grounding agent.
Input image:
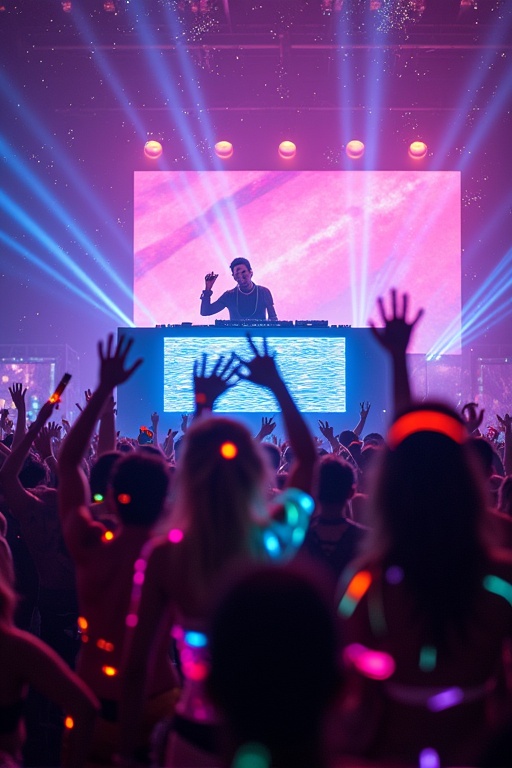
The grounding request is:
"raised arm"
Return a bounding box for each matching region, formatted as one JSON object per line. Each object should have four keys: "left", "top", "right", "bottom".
{"left": 8, "top": 383, "right": 27, "bottom": 451}
{"left": 97, "top": 395, "right": 117, "bottom": 456}
{"left": 353, "top": 401, "right": 371, "bottom": 438}
{"left": 0, "top": 399, "right": 57, "bottom": 518}
{"left": 237, "top": 335, "right": 317, "bottom": 494}
{"left": 58, "top": 335, "right": 142, "bottom": 550}
{"left": 369, "top": 289, "right": 424, "bottom": 416}
{"left": 497, "top": 412, "right": 512, "bottom": 476}
{"left": 199, "top": 271, "right": 227, "bottom": 316}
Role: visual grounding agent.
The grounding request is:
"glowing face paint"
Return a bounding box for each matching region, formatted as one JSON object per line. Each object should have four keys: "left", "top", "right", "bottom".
{"left": 385, "top": 565, "right": 404, "bottom": 585}
{"left": 343, "top": 643, "right": 396, "bottom": 680}
{"left": 483, "top": 574, "right": 512, "bottom": 608}
{"left": 96, "top": 639, "right": 115, "bottom": 652}
{"left": 419, "top": 645, "right": 437, "bottom": 673}
{"left": 168, "top": 528, "right": 184, "bottom": 544}
{"left": 184, "top": 630, "right": 208, "bottom": 648}
{"left": 232, "top": 742, "right": 271, "bottom": 768}
{"left": 338, "top": 570, "right": 372, "bottom": 618}
{"left": 220, "top": 441, "right": 238, "bottom": 459}
{"left": 427, "top": 687, "right": 464, "bottom": 712}
{"left": 101, "top": 665, "right": 118, "bottom": 677}
{"left": 419, "top": 748, "right": 440, "bottom": 768}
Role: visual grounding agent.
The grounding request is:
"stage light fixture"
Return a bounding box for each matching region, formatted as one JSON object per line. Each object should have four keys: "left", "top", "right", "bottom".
{"left": 278, "top": 141, "right": 296, "bottom": 160}
{"left": 214, "top": 140, "right": 233, "bottom": 160}
{"left": 104, "top": 1, "right": 116, "bottom": 11}
{"left": 409, "top": 141, "right": 428, "bottom": 159}
{"left": 346, "top": 140, "right": 365, "bottom": 159}
{"left": 62, "top": 1, "right": 72, "bottom": 11}
{"left": 144, "top": 140, "right": 163, "bottom": 159}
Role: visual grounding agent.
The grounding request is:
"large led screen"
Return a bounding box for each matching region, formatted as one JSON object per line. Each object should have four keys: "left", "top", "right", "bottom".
{"left": 134, "top": 170, "right": 461, "bottom": 354}
{"left": 163, "top": 335, "right": 346, "bottom": 413}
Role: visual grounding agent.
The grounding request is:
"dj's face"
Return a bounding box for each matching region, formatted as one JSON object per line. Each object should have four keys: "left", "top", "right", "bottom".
{"left": 232, "top": 265, "right": 253, "bottom": 288}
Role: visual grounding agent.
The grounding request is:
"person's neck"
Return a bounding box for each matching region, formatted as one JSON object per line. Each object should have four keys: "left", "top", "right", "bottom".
{"left": 317, "top": 502, "right": 349, "bottom": 521}
{"left": 239, "top": 281, "right": 255, "bottom": 293}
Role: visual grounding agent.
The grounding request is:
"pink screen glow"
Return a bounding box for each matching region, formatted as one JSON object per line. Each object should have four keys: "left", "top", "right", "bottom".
{"left": 134, "top": 170, "right": 461, "bottom": 354}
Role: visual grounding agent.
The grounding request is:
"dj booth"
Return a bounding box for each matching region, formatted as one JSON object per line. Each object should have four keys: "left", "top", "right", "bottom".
{"left": 116, "top": 321, "right": 391, "bottom": 438}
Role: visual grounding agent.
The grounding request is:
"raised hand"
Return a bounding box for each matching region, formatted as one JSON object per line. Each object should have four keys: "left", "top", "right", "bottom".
{"left": 180, "top": 414, "right": 189, "bottom": 434}
{"left": 360, "top": 401, "right": 371, "bottom": 419}
{"left": 9, "top": 383, "right": 27, "bottom": 410}
{"left": 461, "top": 402, "right": 484, "bottom": 434}
{"left": 193, "top": 352, "right": 237, "bottom": 411}
{"left": 46, "top": 421, "right": 62, "bottom": 440}
{"left": 255, "top": 416, "right": 276, "bottom": 442}
{"left": 163, "top": 428, "right": 179, "bottom": 458}
{"left": 236, "top": 335, "right": 282, "bottom": 391}
{"left": 98, "top": 334, "right": 143, "bottom": 391}
{"left": 150, "top": 412, "right": 159, "bottom": 429}
{"left": 318, "top": 419, "right": 336, "bottom": 442}
{"left": 369, "top": 289, "right": 424, "bottom": 357}
{"left": 497, "top": 413, "right": 512, "bottom": 434}
{"left": 204, "top": 272, "right": 218, "bottom": 291}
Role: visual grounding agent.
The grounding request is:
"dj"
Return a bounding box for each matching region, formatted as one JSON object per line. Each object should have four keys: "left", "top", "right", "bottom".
{"left": 200, "top": 258, "right": 278, "bottom": 321}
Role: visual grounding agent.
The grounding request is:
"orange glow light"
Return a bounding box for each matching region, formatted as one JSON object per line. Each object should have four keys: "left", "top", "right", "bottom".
{"left": 346, "top": 140, "right": 365, "bottom": 159}
{"left": 220, "top": 441, "right": 238, "bottom": 460}
{"left": 214, "top": 140, "right": 234, "bottom": 159}
{"left": 388, "top": 411, "right": 467, "bottom": 449}
{"left": 64, "top": 716, "right": 74, "bottom": 729}
{"left": 102, "top": 665, "right": 118, "bottom": 677}
{"left": 409, "top": 140, "right": 428, "bottom": 159}
{"left": 78, "top": 616, "right": 88, "bottom": 630}
{"left": 144, "top": 140, "right": 163, "bottom": 159}
{"left": 278, "top": 140, "right": 296, "bottom": 159}
{"left": 102, "top": 530, "right": 115, "bottom": 541}
{"left": 346, "top": 570, "right": 372, "bottom": 601}
{"left": 97, "top": 639, "right": 115, "bottom": 652}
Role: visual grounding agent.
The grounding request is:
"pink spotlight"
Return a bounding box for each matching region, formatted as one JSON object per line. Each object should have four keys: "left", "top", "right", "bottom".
{"left": 409, "top": 141, "right": 428, "bottom": 159}
{"left": 62, "top": 1, "right": 72, "bottom": 11}
{"left": 278, "top": 141, "right": 296, "bottom": 160}
{"left": 346, "top": 140, "right": 365, "bottom": 160}
{"left": 214, "top": 140, "right": 233, "bottom": 159}
{"left": 144, "top": 140, "right": 163, "bottom": 160}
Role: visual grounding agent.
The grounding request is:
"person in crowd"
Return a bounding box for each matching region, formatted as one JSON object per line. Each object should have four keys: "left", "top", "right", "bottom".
{"left": 0, "top": 396, "right": 78, "bottom": 666}
{"left": 301, "top": 454, "right": 366, "bottom": 586}
{"left": 119, "top": 336, "right": 316, "bottom": 766}
{"left": 336, "top": 290, "right": 512, "bottom": 766}
{"left": 200, "top": 258, "right": 278, "bottom": 320}
{"left": 58, "top": 334, "right": 181, "bottom": 766}
{"left": 0, "top": 567, "right": 98, "bottom": 768}
{"left": 207, "top": 564, "right": 343, "bottom": 768}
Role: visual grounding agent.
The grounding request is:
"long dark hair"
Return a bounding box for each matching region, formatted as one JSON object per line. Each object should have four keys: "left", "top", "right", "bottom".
{"left": 367, "top": 402, "right": 490, "bottom": 645}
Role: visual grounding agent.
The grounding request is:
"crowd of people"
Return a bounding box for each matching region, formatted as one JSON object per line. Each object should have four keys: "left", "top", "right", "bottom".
{"left": 0, "top": 289, "right": 511, "bottom": 768}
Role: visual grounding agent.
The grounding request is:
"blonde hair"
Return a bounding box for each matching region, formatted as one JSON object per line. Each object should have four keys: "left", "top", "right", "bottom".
{"left": 173, "top": 417, "right": 268, "bottom": 580}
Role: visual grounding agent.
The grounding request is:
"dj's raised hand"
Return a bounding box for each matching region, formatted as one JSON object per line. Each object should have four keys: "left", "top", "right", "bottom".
{"left": 204, "top": 272, "right": 218, "bottom": 291}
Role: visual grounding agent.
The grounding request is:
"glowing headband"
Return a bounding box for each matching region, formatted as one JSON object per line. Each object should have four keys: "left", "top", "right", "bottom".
{"left": 387, "top": 411, "right": 467, "bottom": 449}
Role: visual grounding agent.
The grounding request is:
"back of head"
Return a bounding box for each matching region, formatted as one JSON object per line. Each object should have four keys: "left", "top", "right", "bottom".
{"left": 370, "top": 402, "right": 489, "bottom": 641}
{"left": 498, "top": 476, "right": 512, "bottom": 516}
{"left": 19, "top": 454, "right": 48, "bottom": 488}
{"left": 110, "top": 452, "right": 170, "bottom": 527}
{"left": 339, "top": 429, "right": 358, "bottom": 448}
{"left": 261, "top": 442, "right": 281, "bottom": 473}
{"left": 208, "top": 564, "right": 341, "bottom": 764}
{"left": 175, "top": 418, "right": 266, "bottom": 569}
{"left": 315, "top": 454, "right": 355, "bottom": 506}
{"left": 89, "top": 451, "right": 121, "bottom": 502}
